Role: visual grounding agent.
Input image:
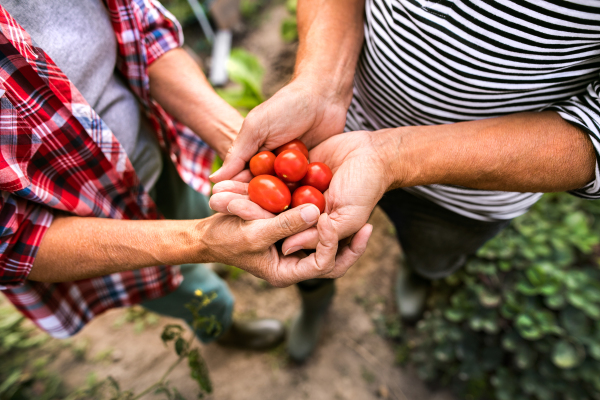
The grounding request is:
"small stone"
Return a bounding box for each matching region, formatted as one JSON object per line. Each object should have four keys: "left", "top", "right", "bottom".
{"left": 112, "top": 349, "right": 123, "bottom": 362}
{"left": 377, "top": 385, "right": 389, "bottom": 399}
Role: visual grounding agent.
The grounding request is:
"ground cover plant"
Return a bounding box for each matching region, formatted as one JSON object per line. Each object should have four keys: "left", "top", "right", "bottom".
{"left": 395, "top": 193, "right": 600, "bottom": 400}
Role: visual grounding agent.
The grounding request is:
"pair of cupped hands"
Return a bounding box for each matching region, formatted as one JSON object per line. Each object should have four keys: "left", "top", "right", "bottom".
{"left": 206, "top": 82, "right": 396, "bottom": 288}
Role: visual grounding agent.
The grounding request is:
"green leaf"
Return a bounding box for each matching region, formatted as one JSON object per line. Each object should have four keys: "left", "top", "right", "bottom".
{"left": 175, "top": 337, "right": 188, "bottom": 356}
{"left": 161, "top": 324, "right": 184, "bottom": 344}
{"left": 281, "top": 17, "right": 298, "bottom": 42}
{"left": 188, "top": 348, "right": 212, "bottom": 394}
{"left": 551, "top": 340, "right": 582, "bottom": 369}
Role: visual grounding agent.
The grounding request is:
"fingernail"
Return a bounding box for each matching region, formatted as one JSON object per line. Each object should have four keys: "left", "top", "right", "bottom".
{"left": 209, "top": 167, "right": 221, "bottom": 179}
{"left": 300, "top": 205, "right": 320, "bottom": 223}
{"left": 284, "top": 246, "right": 303, "bottom": 256}
{"left": 226, "top": 205, "right": 232, "bottom": 214}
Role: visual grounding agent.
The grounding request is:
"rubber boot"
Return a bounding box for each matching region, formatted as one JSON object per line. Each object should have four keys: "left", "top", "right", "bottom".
{"left": 395, "top": 266, "right": 430, "bottom": 322}
{"left": 216, "top": 319, "right": 285, "bottom": 350}
{"left": 287, "top": 279, "right": 335, "bottom": 362}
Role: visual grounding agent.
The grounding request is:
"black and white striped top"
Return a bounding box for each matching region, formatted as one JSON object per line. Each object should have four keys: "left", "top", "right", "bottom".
{"left": 345, "top": 0, "right": 600, "bottom": 221}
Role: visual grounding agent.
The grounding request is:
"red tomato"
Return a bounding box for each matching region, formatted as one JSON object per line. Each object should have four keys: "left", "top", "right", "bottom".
{"left": 274, "top": 149, "right": 309, "bottom": 182}
{"left": 286, "top": 181, "right": 301, "bottom": 193}
{"left": 291, "top": 186, "right": 325, "bottom": 213}
{"left": 300, "top": 162, "right": 333, "bottom": 192}
{"left": 249, "top": 151, "right": 276, "bottom": 176}
{"left": 248, "top": 175, "right": 291, "bottom": 214}
{"left": 275, "top": 139, "right": 309, "bottom": 160}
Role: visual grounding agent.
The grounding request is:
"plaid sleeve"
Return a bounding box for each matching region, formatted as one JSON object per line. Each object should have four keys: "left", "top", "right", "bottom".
{"left": 545, "top": 77, "right": 600, "bottom": 199}
{"left": 139, "top": 0, "right": 184, "bottom": 65}
{"left": 0, "top": 191, "right": 54, "bottom": 289}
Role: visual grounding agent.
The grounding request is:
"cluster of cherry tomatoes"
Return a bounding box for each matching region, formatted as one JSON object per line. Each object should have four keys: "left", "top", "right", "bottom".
{"left": 248, "top": 139, "right": 332, "bottom": 214}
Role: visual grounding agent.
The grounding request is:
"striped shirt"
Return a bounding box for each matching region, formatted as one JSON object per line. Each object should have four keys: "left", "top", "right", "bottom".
{"left": 345, "top": 0, "right": 600, "bottom": 221}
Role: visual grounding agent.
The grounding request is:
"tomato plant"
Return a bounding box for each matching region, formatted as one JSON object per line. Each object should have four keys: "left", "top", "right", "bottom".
{"left": 274, "top": 149, "right": 309, "bottom": 182}
{"left": 248, "top": 175, "right": 292, "bottom": 213}
{"left": 300, "top": 162, "right": 333, "bottom": 192}
{"left": 291, "top": 186, "right": 325, "bottom": 213}
{"left": 249, "top": 151, "right": 276, "bottom": 176}
{"left": 274, "top": 139, "right": 309, "bottom": 160}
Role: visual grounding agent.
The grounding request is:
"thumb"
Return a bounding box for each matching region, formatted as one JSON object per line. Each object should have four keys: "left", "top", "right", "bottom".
{"left": 210, "top": 121, "right": 260, "bottom": 183}
{"left": 252, "top": 204, "right": 321, "bottom": 245}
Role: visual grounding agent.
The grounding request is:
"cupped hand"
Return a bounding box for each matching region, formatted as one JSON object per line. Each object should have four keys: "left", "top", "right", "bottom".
{"left": 201, "top": 201, "right": 372, "bottom": 287}
{"left": 210, "top": 130, "right": 393, "bottom": 255}
{"left": 210, "top": 77, "right": 349, "bottom": 183}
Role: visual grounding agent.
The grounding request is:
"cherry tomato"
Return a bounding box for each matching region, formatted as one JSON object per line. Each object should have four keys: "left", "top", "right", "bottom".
{"left": 291, "top": 186, "right": 325, "bottom": 213}
{"left": 275, "top": 139, "right": 309, "bottom": 160}
{"left": 248, "top": 175, "right": 291, "bottom": 214}
{"left": 300, "top": 162, "right": 333, "bottom": 192}
{"left": 286, "top": 181, "right": 301, "bottom": 193}
{"left": 274, "top": 149, "right": 309, "bottom": 182}
{"left": 249, "top": 151, "right": 276, "bottom": 176}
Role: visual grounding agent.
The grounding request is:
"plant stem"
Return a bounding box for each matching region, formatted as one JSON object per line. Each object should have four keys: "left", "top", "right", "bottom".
{"left": 131, "top": 336, "right": 191, "bottom": 400}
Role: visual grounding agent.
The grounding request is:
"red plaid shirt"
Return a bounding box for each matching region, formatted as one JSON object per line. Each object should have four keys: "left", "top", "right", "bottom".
{"left": 0, "top": 0, "right": 214, "bottom": 338}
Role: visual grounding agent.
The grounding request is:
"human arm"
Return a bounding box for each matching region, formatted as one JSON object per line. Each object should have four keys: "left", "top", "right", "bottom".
{"left": 26, "top": 203, "right": 371, "bottom": 287}
{"left": 210, "top": 0, "right": 366, "bottom": 182}
{"left": 211, "top": 111, "right": 596, "bottom": 252}
{"left": 147, "top": 48, "right": 243, "bottom": 159}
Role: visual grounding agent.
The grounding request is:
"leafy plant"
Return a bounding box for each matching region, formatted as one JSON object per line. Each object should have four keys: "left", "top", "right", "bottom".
{"left": 216, "top": 48, "right": 265, "bottom": 115}
{"left": 398, "top": 193, "right": 600, "bottom": 400}
{"left": 0, "top": 295, "right": 63, "bottom": 400}
{"left": 281, "top": 0, "right": 298, "bottom": 42}
{"left": 67, "top": 291, "right": 220, "bottom": 400}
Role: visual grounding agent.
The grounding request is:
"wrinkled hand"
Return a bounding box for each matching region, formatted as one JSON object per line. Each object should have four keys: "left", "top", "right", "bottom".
{"left": 202, "top": 202, "right": 372, "bottom": 287}
{"left": 210, "top": 77, "right": 349, "bottom": 183}
{"left": 210, "top": 130, "right": 391, "bottom": 255}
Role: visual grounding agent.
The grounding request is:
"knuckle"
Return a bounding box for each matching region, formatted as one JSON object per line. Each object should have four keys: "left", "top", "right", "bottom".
{"left": 276, "top": 214, "right": 297, "bottom": 235}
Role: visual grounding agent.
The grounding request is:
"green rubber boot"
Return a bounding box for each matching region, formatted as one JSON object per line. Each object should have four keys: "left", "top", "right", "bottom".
{"left": 395, "top": 266, "right": 430, "bottom": 322}
{"left": 287, "top": 280, "right": 335, "bottom": 363}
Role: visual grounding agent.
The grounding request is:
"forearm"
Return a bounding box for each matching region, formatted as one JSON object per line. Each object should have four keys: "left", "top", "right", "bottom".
{"left": 30, "top": 214, "right": 209, "bottom": 282}
{"left": 148, "top": 48, "right": 243, "bottom": 158}
{"left": 294, "top": 0, "right": 365, "bottom": 105}
{"left": 383, "top": 111, "right": 596, "bottom": 193}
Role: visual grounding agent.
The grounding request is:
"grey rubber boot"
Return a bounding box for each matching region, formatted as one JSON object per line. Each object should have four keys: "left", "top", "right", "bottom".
{"left": 287, "top": 280, "right": 335, "bottom": 362}
{"left": 395, "top": 266, "right": 430, "bottom": 322}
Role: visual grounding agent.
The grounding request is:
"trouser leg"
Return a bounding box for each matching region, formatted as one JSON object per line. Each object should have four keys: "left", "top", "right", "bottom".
{"left": 378, "top": 189, "right": 511, "bottom": 279}
{"left": 141, "top": 264, "right": 234, "bottom": 343}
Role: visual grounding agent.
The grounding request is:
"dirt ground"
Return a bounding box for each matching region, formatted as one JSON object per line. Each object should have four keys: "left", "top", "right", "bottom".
{"left": 21, "top": 3, "right": 456, "bottom": 400}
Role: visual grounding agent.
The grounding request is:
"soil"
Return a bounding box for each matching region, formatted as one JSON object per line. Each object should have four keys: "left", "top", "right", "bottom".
{"left": 11, "top": 3, "right": 457, "bottom": 400}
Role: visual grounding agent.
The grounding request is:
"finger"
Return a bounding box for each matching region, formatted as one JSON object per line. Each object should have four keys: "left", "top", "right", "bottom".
{"left": 281, "top": 228, "right": 319, "bottom": 255}
{"left": 212, "top": 180, "right": 249, "bottom": 195}
{"left": 231, "top": 169, "right": 253, "bottom": 183}
{"left": 284, "top": 214, "right": 338, "bottom": 281}
{"left": 312, "top": 213, "right": 339, "bottom": 275}
{"left": 251, "top": 203, "right": 321, "bottom": 245}
{"left": 209, "top": 192, "right": 249, "bottom": 214}
{"left": 320, "top": 224, "right": 373, "bottom": 279}
{"left": 210, "top": 120, "right": 261, "bottom": 183}
{"left": 227, "top": 199, "right": 275, "bottom": 221}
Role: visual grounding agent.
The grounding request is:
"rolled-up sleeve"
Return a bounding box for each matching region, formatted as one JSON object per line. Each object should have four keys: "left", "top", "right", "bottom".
{"left": 545, "top": 76, "right": 600, "bottom": 198}
{"left": 139, "top": 0, "right": 184, "bottom": 65}
{"left": 0, "top": 192, "right": 54, "bottom": 289}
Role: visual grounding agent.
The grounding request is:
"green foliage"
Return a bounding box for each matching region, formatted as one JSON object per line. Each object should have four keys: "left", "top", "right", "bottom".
{"left": 281, "top": 0, "right": 298, "bottom": 42}
{"left": 78, "top": 290, "right": 220, "bottom": 400}
{"left": 113, "top": 305, "right": 160, "bottom": 333}
{"left": 403, "top": 193, "right": 600, "bottom": 400}
{"left": 0, "top": 296, "right": 63, "bottom": 400}
{"left": 216, "top": 48, "right": 265, "bottom": 115}
{"left": 161, "top": 0, "right": 196, "bottom": 24}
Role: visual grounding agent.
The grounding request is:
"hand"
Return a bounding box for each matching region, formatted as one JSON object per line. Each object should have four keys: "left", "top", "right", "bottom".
{"left": 201, "top": 202, "right": 373, "bottom": 287}
{"left": 210, "top": 130, "right": 392, "bottom": 254}
{"left": 210, "top": 76, "right": 349, "bottom": 183}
